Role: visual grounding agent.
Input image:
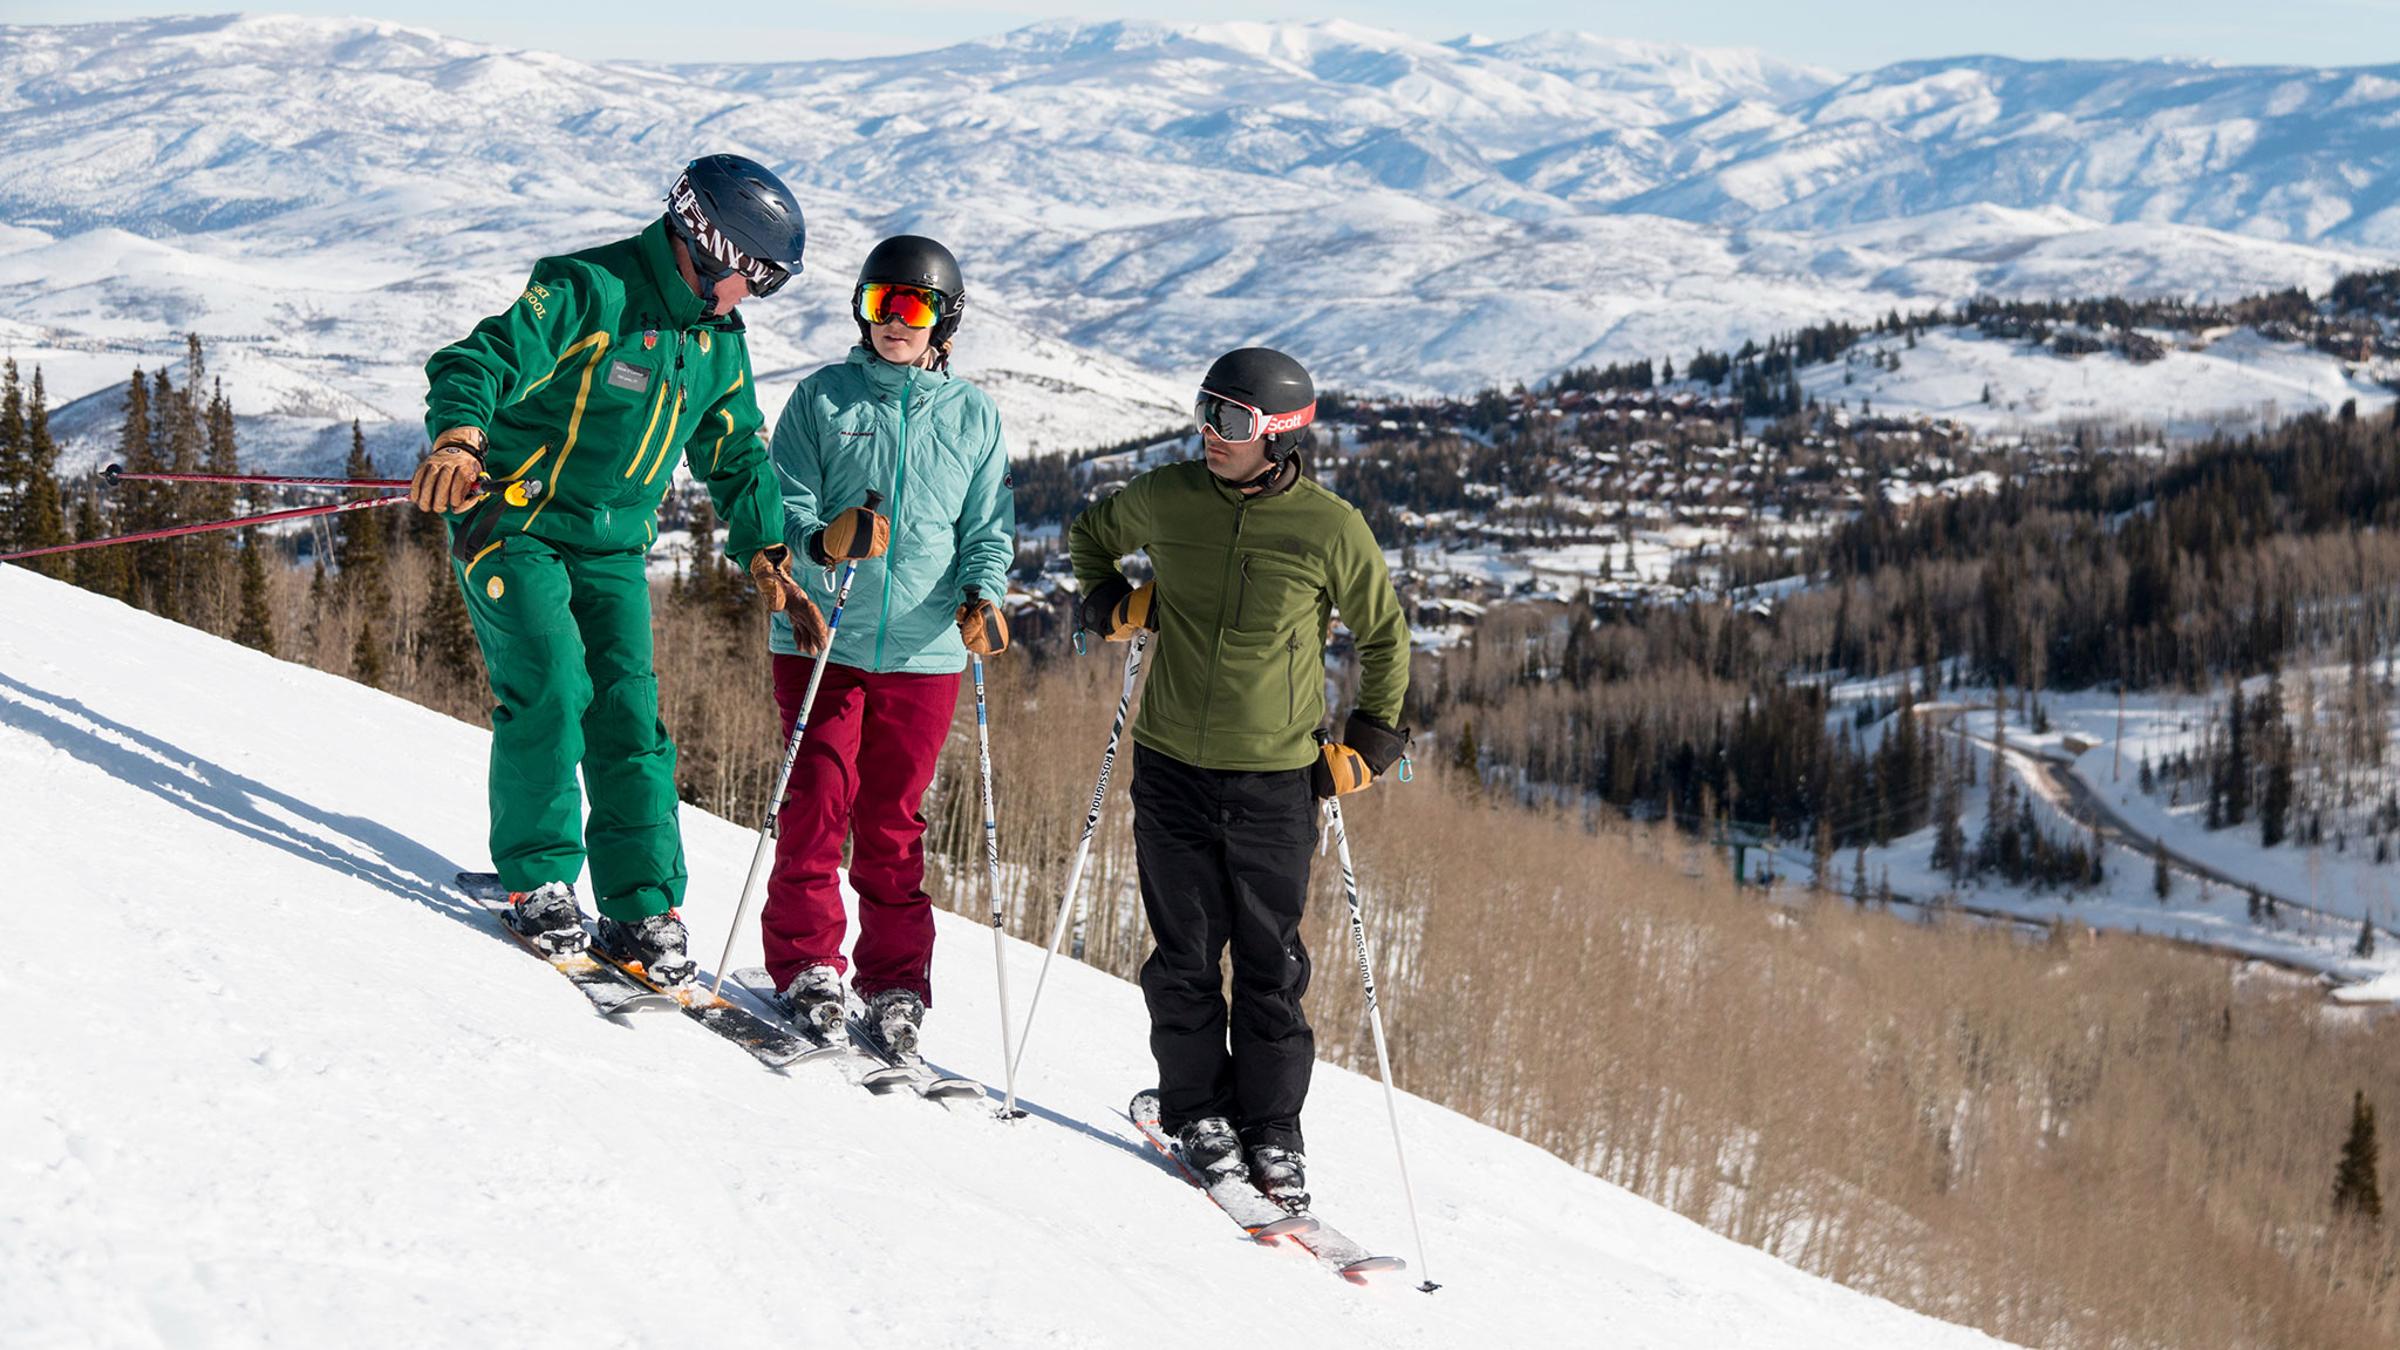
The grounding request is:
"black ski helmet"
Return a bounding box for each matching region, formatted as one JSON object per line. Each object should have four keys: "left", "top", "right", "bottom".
{"left": 855, "top": 235, "right": 968, "bottom": 367}
{"left": 1199, "top": 346, "right": 1316, "bottom": 470}
{"left": 665, "top": 154, "right": 806, "bottom": 294}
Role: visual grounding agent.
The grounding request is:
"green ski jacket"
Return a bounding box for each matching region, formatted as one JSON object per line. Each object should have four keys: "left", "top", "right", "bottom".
{"left": 424, "top": 217, "right": 782, "bottom": 566}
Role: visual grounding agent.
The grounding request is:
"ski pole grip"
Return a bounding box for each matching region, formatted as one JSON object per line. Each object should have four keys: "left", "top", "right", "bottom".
{"left": 863, "top": 489, "right": 885, "bottom": 512}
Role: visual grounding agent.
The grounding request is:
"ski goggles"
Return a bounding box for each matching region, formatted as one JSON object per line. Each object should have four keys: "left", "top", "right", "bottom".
{"left": 1194, "top": 389, "right": 1316, "bottom": 444}
{"left": 856, "top": 283, "right": 947, "bottom": 330}
{"left": 667, "top": 176, "right": 793, "bottom": 297}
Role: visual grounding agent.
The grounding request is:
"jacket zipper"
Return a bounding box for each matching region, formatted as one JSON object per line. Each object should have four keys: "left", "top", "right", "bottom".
{"left": 873, "top": 366, "right": 916, "bottom": 672}
{"left": 1197, "top": 500, "right": 1249, "bottom": 763}
{"left": 1286, "top": 633, "right": 1299, "bottom": 725}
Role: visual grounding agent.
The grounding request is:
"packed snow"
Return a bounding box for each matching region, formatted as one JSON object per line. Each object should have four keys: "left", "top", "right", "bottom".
{"left": 0, "top": 563, "right": 2006, "bottom": 1347}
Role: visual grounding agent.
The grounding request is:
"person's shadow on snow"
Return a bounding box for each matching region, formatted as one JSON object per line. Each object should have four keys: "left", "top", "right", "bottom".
{"left": 0, "top": 671, "right": 479, "bottom": 930}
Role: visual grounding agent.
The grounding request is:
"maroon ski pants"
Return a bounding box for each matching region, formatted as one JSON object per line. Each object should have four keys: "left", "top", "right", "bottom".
{"left": 760, "top": 656, "right": 960, "bottom": 1002}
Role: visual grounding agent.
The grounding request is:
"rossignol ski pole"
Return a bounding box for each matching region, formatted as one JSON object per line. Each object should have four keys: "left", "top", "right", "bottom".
{"left": 709, "top": 490, "right": 884, "bottom": 998}
{"left": 962, "top": 586, "right": 1025, "bottom": 1119}
{"left": 1324, "top": 793, "right": 1440, "bottom": 1294}
{"left": 1009, "top": 629, "right": 1146, "bottom": 1085}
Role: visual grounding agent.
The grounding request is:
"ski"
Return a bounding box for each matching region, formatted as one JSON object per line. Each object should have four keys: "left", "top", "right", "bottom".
{"left": 727, "top": 968, "right": 918, "bottom": 1090}
{"left": 846, "top": 999, "right": 990, "bottom": 1109}
{"left": 1129, "top": 1090, "right": 1407, "bottom": 1282}
{"left": 455, "top": 872, "right": 674, "bottom": 1018}
{"left": 457, "top": 873, "right": 810, "bottom": 1070}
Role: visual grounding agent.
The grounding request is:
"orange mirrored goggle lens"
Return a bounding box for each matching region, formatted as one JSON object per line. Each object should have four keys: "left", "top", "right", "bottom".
{"left": 858, "top": 283, "right": 943, "bottom": 329}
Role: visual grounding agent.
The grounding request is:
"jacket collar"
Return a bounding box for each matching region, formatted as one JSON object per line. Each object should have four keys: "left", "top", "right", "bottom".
{"left": 635, "top": 216, "right": 718, "bottom": 331}
{"left": 1206, "top": 452, "right": 1304, "bottom": 505}
{"left": 847, "top": 344, "right": 949, "bottom": 398}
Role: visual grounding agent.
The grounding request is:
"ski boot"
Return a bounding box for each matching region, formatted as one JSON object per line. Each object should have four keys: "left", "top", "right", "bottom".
{"left": 503, "top": 881, "right": 587, "bottom": 956}
{"left": 596, "top": 910, "right": 696, "bottom": 988}
{"left": 1248, "top": 1144, "right": 1310, "bottom": 1210}
{"left": 776, "top": 965, "right": 847, "bottom": 1033}
{"left": 1176, "top": 1116, "right": 1245, "bottom": 1183}
{"left": 863, "top": 987, "right": 926, "bottom": 1058}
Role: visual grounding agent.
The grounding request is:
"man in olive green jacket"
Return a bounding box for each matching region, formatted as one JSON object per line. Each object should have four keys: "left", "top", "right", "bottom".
{"left": 410, "top": 154, "right": 811, "bottom": 984}
{"left": 1068, "top": 346, "right": 1410, "bottom": 1209}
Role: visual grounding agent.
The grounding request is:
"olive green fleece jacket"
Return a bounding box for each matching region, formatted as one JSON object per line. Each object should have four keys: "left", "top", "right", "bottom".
{"left": 1068, "top": 460, "right": 1409, "bottom": 772}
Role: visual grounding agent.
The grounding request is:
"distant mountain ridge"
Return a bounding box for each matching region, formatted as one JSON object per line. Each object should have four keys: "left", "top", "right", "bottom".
{"left": 0, "top": 14, "right": 2392, "bottom": 470}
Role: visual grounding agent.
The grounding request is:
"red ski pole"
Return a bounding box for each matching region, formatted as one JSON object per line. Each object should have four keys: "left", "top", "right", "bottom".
{"left": 101, "top": 463, "right": 419, "bottom": 491}
{"left": 0, "top": 494, "right": 414, "bottom": 563}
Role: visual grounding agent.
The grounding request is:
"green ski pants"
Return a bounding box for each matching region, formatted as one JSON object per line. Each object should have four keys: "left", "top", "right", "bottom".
{"left": 456, "top": 532, "right": 684, "bottom": 923}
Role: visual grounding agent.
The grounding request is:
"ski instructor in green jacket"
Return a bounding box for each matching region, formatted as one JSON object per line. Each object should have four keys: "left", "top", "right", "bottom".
{"left": 1069, "top": 346, "right": 1411, "bottom": 1209}
{"left": 408, "top": 154, "right": 812, "bottom": 985}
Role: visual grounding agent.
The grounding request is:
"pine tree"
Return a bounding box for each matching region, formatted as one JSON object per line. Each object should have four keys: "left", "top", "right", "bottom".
{"left": 17, "top": 368, "right": 68, "bottom": 576}
{"left": 2223, "top": 686, "right": 2251, "bottom": 826}
{"left": 0, "top": 357, "right": 24, "bottom": 553}
{"left": 71, "top": 482, "right": 134, "bottom": 602}
{"left": 2357, "top": 918, "right": 2378, "bottom": 960}
{"left": 420, "top": 545, "right": 478, "bottom": 691}
{"left": 350, "top": 614, "right": 386, "bottom": 689}
{"left": 1452, "top": 720, "right": 1481, "bottom": 792}
{"left": 2261, "top": 729, "right": 2293, "bottom": 848}
{"left": 2334, "top": 1090, "right": 2383, "bottom": 1224}
{"left": 152, "top": 367, "right": 202, "bottom": 622}
{"left": 336, "top": 421, "right": 389, "bottom": 605}
{"left": 232, "top": 530, "right": 277, "bottom": 656}
{"left": 2153, "top": 837, "right": 2172, "bottom": 902}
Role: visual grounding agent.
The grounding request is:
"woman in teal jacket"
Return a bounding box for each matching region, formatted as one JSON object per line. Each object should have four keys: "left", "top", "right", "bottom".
{"left": 760, "top": 235, "right": 1015, "bottom": 1052}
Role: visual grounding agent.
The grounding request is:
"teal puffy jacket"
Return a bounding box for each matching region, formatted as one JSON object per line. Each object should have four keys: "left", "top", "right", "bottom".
{"left": 768, "top": 347, "right": 1016, "bottom": 673}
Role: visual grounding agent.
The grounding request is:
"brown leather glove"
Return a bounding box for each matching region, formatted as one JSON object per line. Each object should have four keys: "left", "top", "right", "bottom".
{"left": 810, "top": 505, "right": 890, "bottom": 563}
{"left": 1311, "top": 713, "right": 1410, "bottom": 799}
{"left": 1077, "top": 577, "right": 1156, "bottom": 642}
{"left": 957, "top": 593, "right": 1009, "bottom": 655}
{"left": 748, "top": 545, "right": 808, "bottom": 614}
{"left": 409, "top": 428, "right": 487, "bottom": 513}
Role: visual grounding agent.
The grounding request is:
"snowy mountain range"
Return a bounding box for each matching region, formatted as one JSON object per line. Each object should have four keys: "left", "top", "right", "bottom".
{"left": 2, "top": 14, "right": 2397, "bottom": 470}
{"left": 0, "top": 563, "right": 2010, "bottom": 1348}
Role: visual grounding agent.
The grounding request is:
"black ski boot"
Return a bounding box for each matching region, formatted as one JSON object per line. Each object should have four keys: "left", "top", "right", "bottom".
{"left": 863, "top": 987, "right": 926, "bottom": 1057}
{"left": 1248, "top": 1144, "right": 1310, "bottom": 1210}
{"left": 597, "top": 910, "right": 695, "bottom": 987}
{"left": 776, "top": 965, "right": 846, "bottom": 1033}
{"left": 503, "top": 881, "right": 587, "bottom": 956}
{"left": 1176, "top": 1116, "right": 1245, "bottom": 1182}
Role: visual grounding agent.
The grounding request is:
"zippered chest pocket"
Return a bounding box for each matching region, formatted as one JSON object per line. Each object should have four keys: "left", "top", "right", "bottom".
{"left": 1234, "top": 552, "right": 1318, "bottom": 635}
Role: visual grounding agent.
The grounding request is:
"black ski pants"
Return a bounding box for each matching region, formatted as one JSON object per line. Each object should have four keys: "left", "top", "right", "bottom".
{"left": 1131, "top": 743, "right": 1316, "bottom": 1154}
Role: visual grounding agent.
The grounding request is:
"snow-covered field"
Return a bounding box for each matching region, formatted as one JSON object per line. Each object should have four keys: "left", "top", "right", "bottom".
{"left": 0, "top": 562, "right": 2006, "bottom": 1349}
{"left": 1802, "top": 327, "right": 2398, "bottom": 437}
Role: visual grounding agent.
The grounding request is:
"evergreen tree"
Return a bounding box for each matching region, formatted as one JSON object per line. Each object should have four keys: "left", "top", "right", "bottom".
{"left": 0, "top": 357, "right": 24, "bottom": 553}
{"left": 2357, "top": 918, "right": 2378, "bottom": 960}
{"left": 17, "top": 368, "right": 68, "bottom": 576}
{"left": 336, "top": 421, "right": 389, "bottom": 604}
{"left": 2334, "top": 1090, "right": 2383, "bottom": 1224}
{"left": 350, "top": 615, "right": 386, "bottom": 690}
{"left": 2153, "top": 837, "right": 2172, "bottom": 902}
{"left": 232, "top": 530, "right": 276, "bottom": 656}
{"left": 420, "top": 546, "right": 478, "bottom": 690}
{"left": 2260, "top": 728, "right": 2293, "bottom": 848}
{"left": 71, "top": 483, "right": 133, "bottom": 602}
{"left": 1452, "top": 720, "right": 1482, "bottom": 791}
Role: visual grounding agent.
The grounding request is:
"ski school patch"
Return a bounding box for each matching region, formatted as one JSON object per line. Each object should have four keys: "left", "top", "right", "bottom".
{"left": 486, "top": 575, "right": 506, "bottom": 601}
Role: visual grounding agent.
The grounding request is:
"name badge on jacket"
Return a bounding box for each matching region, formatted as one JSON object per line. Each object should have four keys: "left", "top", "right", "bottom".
{"left": 606, "top": 360, "right": 651, "bottom": 393}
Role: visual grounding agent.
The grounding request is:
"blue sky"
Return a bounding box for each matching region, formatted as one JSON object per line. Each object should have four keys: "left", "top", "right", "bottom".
{"left": 20, "top": 2, "right": 2400, "bottom": 69}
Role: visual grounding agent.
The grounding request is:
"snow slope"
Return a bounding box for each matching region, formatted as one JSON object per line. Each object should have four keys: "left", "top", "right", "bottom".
{"left": 2, "top": 15, "right": 2393, "bottom": 473}
{"left": 0, "top": 563, "right": 2006, "bottom": 1349}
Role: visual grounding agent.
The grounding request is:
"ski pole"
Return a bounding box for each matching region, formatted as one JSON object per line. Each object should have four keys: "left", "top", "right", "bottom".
{"left": 0, "top": 493, "right": 411, "bottom": 563}
{"left": 1324, "top": 794, "right": 1440, "bottom": 1294}
{"left": 963, "top": 586, "right": 1025, "bottom": 1119}
{"left": 710, "top": 489, "right": 885, "bottom": 999}
{"left": 1009, "top": 629, "right": 1146, "bottom": 1086}
{"left": 101, "top": 464, "right": 425, "bottom": 491}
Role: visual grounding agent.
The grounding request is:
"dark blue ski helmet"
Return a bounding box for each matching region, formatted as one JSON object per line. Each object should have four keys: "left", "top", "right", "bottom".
{"left": 665, "top": 154, "right": 806, "bottom": 295}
